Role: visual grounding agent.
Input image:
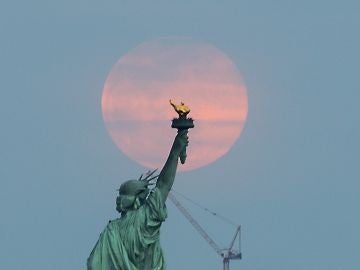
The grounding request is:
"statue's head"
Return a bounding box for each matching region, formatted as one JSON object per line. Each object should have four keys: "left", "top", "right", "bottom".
{"left": 116, "top": 170, "right": 158, "bottom": 213}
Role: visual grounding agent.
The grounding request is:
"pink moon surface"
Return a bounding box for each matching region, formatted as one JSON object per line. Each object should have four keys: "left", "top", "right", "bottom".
{"left": 102, "top": 37, "right": 248, "bottom": 171}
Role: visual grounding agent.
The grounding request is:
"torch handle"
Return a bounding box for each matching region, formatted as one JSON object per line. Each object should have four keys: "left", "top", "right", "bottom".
{"left": 172, "top": 115, "right": 193, "bottom": 165}
{"left": 180, "top": 148, "right": 187, "bottom": 164}
{"left": 178, "top": 129, "right": 188, "bottom": 164}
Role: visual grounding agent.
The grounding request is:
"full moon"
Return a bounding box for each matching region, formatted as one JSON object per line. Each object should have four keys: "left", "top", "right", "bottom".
{"left": 102, "top": 37, "right": 248, "bottom": 171}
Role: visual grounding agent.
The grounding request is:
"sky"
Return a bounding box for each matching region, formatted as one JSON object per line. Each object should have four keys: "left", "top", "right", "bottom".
{"left": 1, "top": 1, "right": 359, "bottom": 269}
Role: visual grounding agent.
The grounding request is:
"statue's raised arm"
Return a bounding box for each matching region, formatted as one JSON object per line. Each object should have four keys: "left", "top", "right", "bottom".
{"left": 156, "top": 130, "right": 188, "bottom": 200}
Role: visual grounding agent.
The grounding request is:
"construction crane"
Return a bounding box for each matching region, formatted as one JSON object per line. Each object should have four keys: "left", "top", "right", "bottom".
{"left": 168, "top": 192, "right": 242, "bottom": 270}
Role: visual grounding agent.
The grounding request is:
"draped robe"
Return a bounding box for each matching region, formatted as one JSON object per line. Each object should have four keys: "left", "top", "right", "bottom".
{"left": 87, "top": 188, "right": 167, "bottom": 270}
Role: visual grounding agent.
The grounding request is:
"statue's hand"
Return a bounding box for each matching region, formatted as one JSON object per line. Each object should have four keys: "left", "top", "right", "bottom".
{"left": 172, "top": 130, "right": 189, "bottom": 157}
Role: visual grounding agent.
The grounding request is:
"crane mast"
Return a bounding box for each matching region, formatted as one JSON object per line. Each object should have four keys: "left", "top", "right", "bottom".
{"left": 168, "top": 192, "right": 242, "bottom": 270}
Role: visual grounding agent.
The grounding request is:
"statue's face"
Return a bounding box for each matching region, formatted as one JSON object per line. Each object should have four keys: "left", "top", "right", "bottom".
{"left": 116, "top": 194, "right": 136, "bottom": 212}
{"left": 116, "top": 180, "right": 150, "bottom": 213}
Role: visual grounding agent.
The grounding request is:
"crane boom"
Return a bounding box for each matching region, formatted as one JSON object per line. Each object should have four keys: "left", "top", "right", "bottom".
{"left": 168, "top": 192, "right": 223, "bottom": 256}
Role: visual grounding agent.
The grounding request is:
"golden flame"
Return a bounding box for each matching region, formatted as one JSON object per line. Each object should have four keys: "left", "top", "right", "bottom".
{"left": 169, "top": 99, "right": 190, "bottom": 116}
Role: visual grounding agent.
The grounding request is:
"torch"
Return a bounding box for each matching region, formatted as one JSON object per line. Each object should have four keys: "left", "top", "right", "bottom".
{"left": 169, "top": 100, "right": 194, "bottom": 164}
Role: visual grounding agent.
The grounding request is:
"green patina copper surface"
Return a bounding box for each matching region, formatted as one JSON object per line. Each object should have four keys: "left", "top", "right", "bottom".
{"left": 87, "top": 128, "right": 190, "bottom": 270}
{"left": 87, "top": 188, "right": 167, "bottom": 270}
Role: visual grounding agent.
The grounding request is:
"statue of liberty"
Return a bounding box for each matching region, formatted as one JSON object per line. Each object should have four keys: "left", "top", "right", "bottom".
{"left": 87, "top": 101, "right": 192, "bottom": 270}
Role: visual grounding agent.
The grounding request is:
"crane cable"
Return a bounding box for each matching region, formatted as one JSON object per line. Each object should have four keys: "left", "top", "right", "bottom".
{"left": 171, "top": 189, "right": 239, "bottom": 228}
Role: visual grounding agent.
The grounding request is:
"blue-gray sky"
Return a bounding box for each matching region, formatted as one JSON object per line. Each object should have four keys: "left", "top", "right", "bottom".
{"left": 1, "top": 1, "right": 359, "bottom": 269}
